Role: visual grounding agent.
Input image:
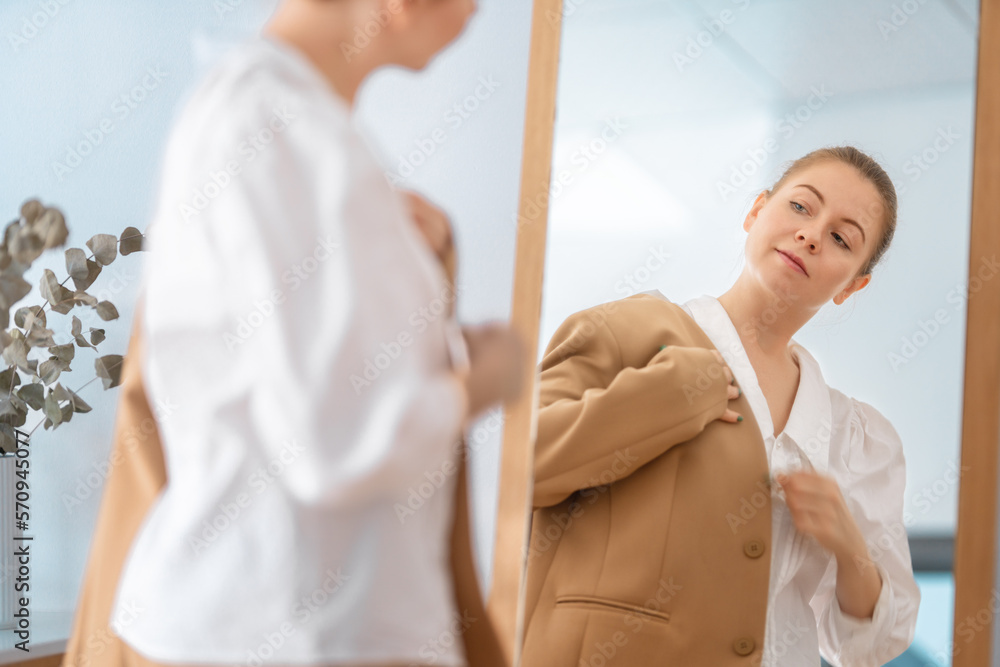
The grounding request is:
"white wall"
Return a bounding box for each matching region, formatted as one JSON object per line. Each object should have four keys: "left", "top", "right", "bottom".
{"left": 0, "top": 0, "right": 531, "bottom": 612}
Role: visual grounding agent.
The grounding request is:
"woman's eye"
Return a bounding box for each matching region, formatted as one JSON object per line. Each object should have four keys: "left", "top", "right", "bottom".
{"left": 833, "top": 232, "right": 849, "bottom": 249}
{"left": 791, "top": 201, "right": 806, "bottom": 213}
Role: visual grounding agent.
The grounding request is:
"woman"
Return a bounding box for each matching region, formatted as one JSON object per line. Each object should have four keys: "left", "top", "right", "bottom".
{"left": 520, "top": 146, "right": 920, "bottom": 666}
{"left": 63, "top": 1, "right": 524, "bottom": 666}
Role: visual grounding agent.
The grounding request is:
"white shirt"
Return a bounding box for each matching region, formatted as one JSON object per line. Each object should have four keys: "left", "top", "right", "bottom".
{"left": 110, "top": 35, "right": 470, "bottom": 665}
{"left": 671, "top": 293, "right": 920, "bottom": 667}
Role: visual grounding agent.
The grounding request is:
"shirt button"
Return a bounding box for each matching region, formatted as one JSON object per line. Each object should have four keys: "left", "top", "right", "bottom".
{"left": 743, "top": 540, "right": 765, "bottom": 559}
{"left": 733, "top": 637, "right": 755, "bottom": 656}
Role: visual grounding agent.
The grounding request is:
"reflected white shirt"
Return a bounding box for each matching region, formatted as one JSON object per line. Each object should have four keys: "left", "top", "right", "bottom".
{"left": 110, "top": 36, "right": 469, "bottom": 665}
{"left": 672, "top": 293, "right": 920, "bottom": 667}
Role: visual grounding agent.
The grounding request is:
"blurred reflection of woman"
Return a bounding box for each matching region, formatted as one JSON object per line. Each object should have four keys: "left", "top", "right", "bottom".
{"left": 520, "top": 146, "right": 920, "bottom": 666}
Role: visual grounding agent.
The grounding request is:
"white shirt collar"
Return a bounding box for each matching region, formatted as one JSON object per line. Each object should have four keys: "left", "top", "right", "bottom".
{"left": 642, "top": 289, "right": 833, "bottom": 474}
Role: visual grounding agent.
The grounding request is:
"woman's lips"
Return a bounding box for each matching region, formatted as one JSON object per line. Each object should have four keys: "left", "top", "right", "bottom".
{"left": 777, "top": 249, "right": 807, "bottom": 276}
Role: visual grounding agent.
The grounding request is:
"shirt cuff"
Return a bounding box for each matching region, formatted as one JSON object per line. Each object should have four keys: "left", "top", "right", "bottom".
{"left": 827, "top": 561, "right": 897, "bottom": 661}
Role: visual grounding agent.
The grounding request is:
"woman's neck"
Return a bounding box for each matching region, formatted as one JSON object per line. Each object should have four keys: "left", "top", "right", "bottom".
{"left": 716, "top": 276, "right": 816, "bottom": 363}
{"left": 263, "top": 3, "right": 383, "bottom": 108}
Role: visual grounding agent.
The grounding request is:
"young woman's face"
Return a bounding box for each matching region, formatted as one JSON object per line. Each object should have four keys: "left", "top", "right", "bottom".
{"left": 743, "top": 160, "right": 884, "bottom": 310}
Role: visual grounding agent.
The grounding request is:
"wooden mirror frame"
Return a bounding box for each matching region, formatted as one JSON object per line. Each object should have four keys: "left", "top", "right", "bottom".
{"left": 492, "top": 0, "right": 1000, "bottom": 665}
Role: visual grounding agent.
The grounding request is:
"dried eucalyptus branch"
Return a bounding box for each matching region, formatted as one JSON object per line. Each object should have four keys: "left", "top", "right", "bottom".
{"left": 0, "top": 199, "right": 146, "bottom": 453}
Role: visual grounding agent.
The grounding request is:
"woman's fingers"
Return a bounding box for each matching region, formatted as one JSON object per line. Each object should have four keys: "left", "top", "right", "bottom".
{"left": 719, "top": 408, "right": 742, "bottom": 423}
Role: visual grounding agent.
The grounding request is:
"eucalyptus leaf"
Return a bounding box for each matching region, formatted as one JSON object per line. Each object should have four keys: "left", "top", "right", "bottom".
{"left": 40, "top": 269, "right": 73, "bottom": 311}
{"left": 71, "top": 315, "right": 82, "bottom": 337}
{"left": 74, "top": 333, "right": 94, "bottom": 349}
{"left": 14, "top": 305, "right": 45, "bottom": 329}
{"left": 0, "top": 273, "right": 32, "bottom": 310}
{"left": 0, "top": 366, "right": 21, "bottom": 392}
{"left": 0, "top": 424, "right": 14, "bottom": 455}
{"left": 89, "top": 329, "right": 105, "bottom": 345}
{"left": 25, "top": 326, "right": 55, "bottom": 349}
{"left": 50, "top": 343, "right": 74, "bottom": 363}
{"left": 16, "top": 383, "right": 44, "bottom": 411}
{"left": 87, "top": 234, "right": 117, "bottom": 266}
{"left": 120, "top": 227, "right": 144, "bottom": 256}
{"left": 95, "top": 301, "right": 119, "bottom": 321}
{"left": 58, "top": 400, "right": 73, "bottom": 424}
{"left": 20, "top": 200, "right": 44, "bottom": 225}
{"left": 71, "top": 259, "right": 101, "bottom": 292}
{"left": 52, "top": 383, "right": 71, "bottom": 403}
{"left": 38, "top": 358, "right": 63, "bottom": 384}
{"left": 0, "top": 397, "right": 26, "bottom": 428}
{"left": 72, "top": 290, "right": 98, "bottom": 307}
{"left": 43, "top": 388, "right": 62, "bottom": 427}
{"left": 95, "top": 354, "right": 123, "bottom": 389}
{"left": 65, "top": 247, "right": 89, "bottom": 280}
{"left": 35, "top": 208, "right": 68, "bottom": 248}
{"left": 9, "top": 228, "right": 44, "bottom": 265}
{"left": 8, "top": 392, "right": 26, "bottom": 412}
{"left": 2, "top": 339, "right": 29, "bottom": 373}
{"left": 69, "top": 388, "right": 92, "bottom": 414}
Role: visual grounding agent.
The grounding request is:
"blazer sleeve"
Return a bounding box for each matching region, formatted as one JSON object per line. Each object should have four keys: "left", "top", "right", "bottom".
{"left": 532, "top": 303, "right": 731, "bottom": 508}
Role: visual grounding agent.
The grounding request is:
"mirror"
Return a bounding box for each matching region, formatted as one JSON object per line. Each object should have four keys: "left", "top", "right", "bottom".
{"left": 519, "top": 1, "right": 981, "bottom": 664}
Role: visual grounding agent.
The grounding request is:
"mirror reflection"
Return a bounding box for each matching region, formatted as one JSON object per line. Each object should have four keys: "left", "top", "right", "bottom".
{"left": 522, "top": 1, "right": 979, "bottom": 665}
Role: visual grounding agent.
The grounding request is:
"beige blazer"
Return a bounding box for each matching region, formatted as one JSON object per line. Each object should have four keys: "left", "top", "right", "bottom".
{"left": 61, "top": 242, "right": 504, "bottom": 667}
{"left": 520, "top": 293, "right": 772, "bottom": 666}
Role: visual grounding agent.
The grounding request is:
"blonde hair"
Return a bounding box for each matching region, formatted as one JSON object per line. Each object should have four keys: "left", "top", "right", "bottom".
{"left": 765, "top": 146, "right": 897, "bottom": 278}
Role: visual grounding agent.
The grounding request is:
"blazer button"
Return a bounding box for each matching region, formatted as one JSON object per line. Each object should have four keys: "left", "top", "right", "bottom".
{"left": 733, "top": 637, "right": 755, "bottom": 656}
{"left": 743, "top": 539, "right": 765, "bottom": 559}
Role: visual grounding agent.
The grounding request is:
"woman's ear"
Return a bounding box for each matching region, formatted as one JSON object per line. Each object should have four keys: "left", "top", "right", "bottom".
{"left": 833, "top": 273, "right": 871, "bottom": 305}
{"left": 743, "top": 191, "right": 767, "bottom": 232}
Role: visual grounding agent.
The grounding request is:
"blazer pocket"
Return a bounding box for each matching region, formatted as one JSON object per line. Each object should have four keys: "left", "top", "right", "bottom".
{"left": 555, "top": 594, "right": 671, "bottom": 624}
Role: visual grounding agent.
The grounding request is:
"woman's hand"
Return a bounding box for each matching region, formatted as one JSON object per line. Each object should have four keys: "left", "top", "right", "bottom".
{"left": 461, "top": 323, "right": 527, "bottom": 421}
{"left": 710, "top": 349, "right": 743, "bottom": 424}
{"left": 401, "top": 190, "right": 453, "bottom": 263}
{"left": 776, "top": 470, "right": 884, "bottom": 619}
{"left": 775, "top": 471, "right": 865, "bottom": 555}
